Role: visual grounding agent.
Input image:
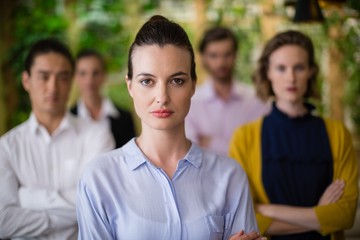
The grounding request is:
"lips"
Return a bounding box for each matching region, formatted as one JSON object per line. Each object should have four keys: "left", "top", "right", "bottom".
{"left": 286, "top": 86, "right": 297, "bottom": 92}
{"left": 150, "top": 109, "right": 174, "bottom": 118}
{"left": 45, "top": 96, "right": 59, "bottom": 103}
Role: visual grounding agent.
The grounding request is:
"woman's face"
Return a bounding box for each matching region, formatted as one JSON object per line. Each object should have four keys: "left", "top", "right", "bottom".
{"left": 267, "top": 45, "right": 314, "bottom": 105}
{"left": 127, "top": 44, "right": 195, "bottom": 131}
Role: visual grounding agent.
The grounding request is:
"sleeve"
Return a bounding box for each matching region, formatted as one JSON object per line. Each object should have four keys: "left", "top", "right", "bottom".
{"left": 228, "top": 121, "right": 273, "bottom": 234}
{"left": 225, "top": 165, "right": 259, "bottom": 238}
{"left": 314, "top": 120, "right": 359, "bottom": 235}
{"left": 77, "top": 176, "right": 114, "bottom": 239}
{"left": 0, "top": 139, "right": 75, "bottom": 238}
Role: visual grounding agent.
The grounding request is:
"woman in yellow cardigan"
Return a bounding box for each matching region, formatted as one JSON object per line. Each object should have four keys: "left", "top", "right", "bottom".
{"left": 229, "top": 30, "right": 358, "bottom": 240}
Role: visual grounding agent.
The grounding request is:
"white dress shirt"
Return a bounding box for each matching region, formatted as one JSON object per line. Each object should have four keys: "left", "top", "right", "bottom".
{"left": 77, "top": 97, "right": 119, "bottom": 126}
{"left": 0, "top": 112, "right": 115, "bottom": 239}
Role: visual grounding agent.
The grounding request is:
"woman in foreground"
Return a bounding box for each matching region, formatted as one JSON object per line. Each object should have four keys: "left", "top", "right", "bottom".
{"left": 76, "top": 15, "right": 264, "bottom": 240}
{"left": 229, "top": 30, "right": 358, "bottom": 240}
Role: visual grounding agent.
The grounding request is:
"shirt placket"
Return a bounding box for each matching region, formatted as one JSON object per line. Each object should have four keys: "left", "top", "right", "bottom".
{"left": 157, "top": 168, "right": 182, "bottom": 240}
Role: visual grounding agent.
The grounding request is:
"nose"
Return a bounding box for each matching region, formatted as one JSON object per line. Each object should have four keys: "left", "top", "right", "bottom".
{"left": 47, "top": 76, "right": 58, "bottom": 93}
{"left": 155, "top": 82, "right": 169, "bottom": 105}
{"left": 287, "top": 69, "right": 296, "bottom": 83}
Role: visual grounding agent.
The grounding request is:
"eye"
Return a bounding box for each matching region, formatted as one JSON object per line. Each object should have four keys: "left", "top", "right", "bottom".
{"left": 58, "top": 72, "right": 72, "bottom": 82}
{"left": 38, "top": 73, "right": 49, "bottom": 81}
{"left": 275, "top": 65, "right": 286, "bottom": 72}
{"left": 59, "top": 75, "right": 71, "bottom": 82}
{"left": 78, "top": 71, "right": 86, "bottom": 77}
{"left": 294, "top": 64, "right": 306, "bottom": 72}
{"left": 208, "top": 53, "right": 218, "bottom": 59}
{"left": 140, "top": 79, "right": 153, "bottom": 86}
{"left": 171, "top": 78, "right": 185, "bottom": 86}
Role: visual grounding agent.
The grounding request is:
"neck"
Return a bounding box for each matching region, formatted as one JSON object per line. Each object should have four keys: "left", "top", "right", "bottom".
{"left": 275, "top": 100, "right": 307, "bottom": 118}
{"left": 213, "top": 78, "right": 233, "bottom": 101}
{"left": 82, "top": 94, "right": 102, "bottom": 120}
{"left": 33, "top": 110, "right": 65, "bottom": 135}
{"left": 136, "top": 123, "right": 191, "bottom": 179}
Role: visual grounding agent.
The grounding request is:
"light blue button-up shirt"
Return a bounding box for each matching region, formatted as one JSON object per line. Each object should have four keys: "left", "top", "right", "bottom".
{"left": 77, "top": 138, "right": 257, "bottom": 239}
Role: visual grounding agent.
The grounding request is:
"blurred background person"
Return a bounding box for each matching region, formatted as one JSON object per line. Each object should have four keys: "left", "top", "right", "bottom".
{"left": 71, "top": 49, "right": 136, "bottom": 148}
{"left": 0, "top": 39, "right": 114, "bottom": 239}
{"left": 185, "top": 26, "right": 270, "bottom": 156}
{"left": 229, "top": 30, "right": 359, "bottom": 240}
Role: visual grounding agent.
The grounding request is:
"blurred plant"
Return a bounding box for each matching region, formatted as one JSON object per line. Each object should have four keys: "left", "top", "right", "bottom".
{"left": 7, "top": 0, "right": 68, "bottom": 127}
{"left": 74, "top": 0, "right": 130, "bottom": 72}
{"left": 341, "top": 18, "right": 360, "bottom": 135}
{"left": 321, "top": 0, "right": 360, "bottom": 136}
{"left": 206, "top": 0, "right": 262, "bottom": 83}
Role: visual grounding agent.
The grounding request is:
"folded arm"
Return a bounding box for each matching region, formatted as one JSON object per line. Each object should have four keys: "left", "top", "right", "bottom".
{"left": 257, "top": 179, "right": 346, "bottom": 235}
{"left": 0, "top": 144, "right": 76, "bottom": 238}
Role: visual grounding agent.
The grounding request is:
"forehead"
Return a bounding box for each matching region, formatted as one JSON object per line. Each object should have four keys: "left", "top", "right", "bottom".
{"left": 270, "top": 45, "right": 309, "bottom": 63}
{"left": 132, "top": 45, "right": 191, "bottom": 74}
{"left": 31, "top": 52, "right": 73, "bottom": 73}
{"left": 76, "top": 56, "right": 103, "bottom": 69}
{"left": 204, "top": 39, "right": 234, "bottom": 53}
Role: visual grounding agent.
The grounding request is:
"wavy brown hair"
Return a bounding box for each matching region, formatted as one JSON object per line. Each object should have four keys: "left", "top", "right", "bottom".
{"left": 253, "top": 30, "right": 320, "bottom": 101}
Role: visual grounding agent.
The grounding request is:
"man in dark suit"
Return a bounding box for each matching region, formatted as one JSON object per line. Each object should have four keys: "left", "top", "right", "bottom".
{"left": 71, "top": 49, "right": 136, "bottom": 148}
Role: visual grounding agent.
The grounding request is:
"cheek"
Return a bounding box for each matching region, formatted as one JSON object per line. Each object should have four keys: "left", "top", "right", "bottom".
{"left": 132, "top": 92, "right": 149, "bottom": 112}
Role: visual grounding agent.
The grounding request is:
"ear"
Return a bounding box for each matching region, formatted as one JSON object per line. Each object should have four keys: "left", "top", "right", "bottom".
{"left": 309, "top": 67, "right": 316, "bottom": 79}
{"left": 125, "top": 74, "right": 133, "bottom": 98}
{"left": 22, "top": 71, "right": 30, "bottom": 92}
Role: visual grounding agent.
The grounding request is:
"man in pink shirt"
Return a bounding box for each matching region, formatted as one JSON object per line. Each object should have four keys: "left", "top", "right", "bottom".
{"left": 185, "top": 27, "right": 270, "bottom": 156}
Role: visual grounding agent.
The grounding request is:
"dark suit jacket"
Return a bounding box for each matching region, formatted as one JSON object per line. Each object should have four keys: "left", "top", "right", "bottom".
{"left": 70, "top": 104, "right": 136, "bottom": 149}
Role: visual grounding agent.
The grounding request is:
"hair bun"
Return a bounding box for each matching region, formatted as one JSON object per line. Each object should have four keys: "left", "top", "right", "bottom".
{"left": 148, "top": 15, "right": 168, "bottom": 22}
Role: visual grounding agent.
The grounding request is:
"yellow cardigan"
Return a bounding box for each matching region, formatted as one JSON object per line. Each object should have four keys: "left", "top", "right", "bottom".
{"left": 229, "top": 118, "right": 359, "bottom": 240}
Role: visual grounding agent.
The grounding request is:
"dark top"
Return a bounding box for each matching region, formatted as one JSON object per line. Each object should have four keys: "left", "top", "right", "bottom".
{"left": 71, "top": 104, "right": 136, "bottom": 149}
{"left": 261, "top": 102, "right": 332, "bottom": 240}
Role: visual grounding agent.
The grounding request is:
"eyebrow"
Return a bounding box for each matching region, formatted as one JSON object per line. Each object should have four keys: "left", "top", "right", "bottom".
{"left": 36, "top": 70, "right": 72, "bottom": 75}
{"left": 135, "top": 71, "right": 189, "bottom": 78}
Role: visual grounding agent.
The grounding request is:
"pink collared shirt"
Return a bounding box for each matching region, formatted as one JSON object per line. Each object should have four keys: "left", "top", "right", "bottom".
{"left": 185, "top": 79, "right": 271, "bottom": 156}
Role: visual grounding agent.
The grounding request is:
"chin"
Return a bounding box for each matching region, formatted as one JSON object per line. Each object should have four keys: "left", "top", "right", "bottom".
{"left": 148, "top": 121, "right": 183, "bottom": 131}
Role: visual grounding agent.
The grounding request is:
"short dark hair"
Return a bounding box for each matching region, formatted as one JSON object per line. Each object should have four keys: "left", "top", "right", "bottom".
{"left": 76, "top": 49, "right": 106, "bottom": 72}
{"left": 127, "top": 15, "right": 196, "bottom": 81}
{"left": 253, "top": 30, "right": 319, "bottom": 101}
{"left": 198, "top": 27, "right": 238, "bottom": 54}
{"left": 24, "top": 38, "right": 74, "bottom": 75}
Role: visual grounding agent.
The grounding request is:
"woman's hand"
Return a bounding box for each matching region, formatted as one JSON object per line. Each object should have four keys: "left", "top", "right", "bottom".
{"left": 318, "top": 179, "right": 345, "bottom": 206}
{"left": 229, "top": 230, "right": 267, "bottom": 240}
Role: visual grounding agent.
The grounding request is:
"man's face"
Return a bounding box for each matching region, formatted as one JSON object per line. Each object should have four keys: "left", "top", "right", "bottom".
{"left": 22, "top": 52, "right": 73, "bottom": 118}
{"left": 75, "top": 56, "right": 105, "bottom": 99}
{"left": 202, "top": 39, "right": 236, "bottom": 82}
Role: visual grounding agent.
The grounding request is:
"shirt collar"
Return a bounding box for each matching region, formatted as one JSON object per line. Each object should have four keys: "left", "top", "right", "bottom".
{"left": 102, "top": 98, "right": 120, "bottom": 118}
{"left": 123, "top": 138, "right": 203, "bottom": 170}
{"left": 29, "top": 112, "right": 77, "bottom": 136}
{"left": 182, "top": 142, "right": 202, "bottom": 168}
{"left": 78, "top": 97, "right": 119, "bottom": 120}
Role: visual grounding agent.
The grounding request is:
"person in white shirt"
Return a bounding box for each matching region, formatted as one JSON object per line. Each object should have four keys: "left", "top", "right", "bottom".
{"left": 0, "top": 38, "right": 114, "bottom": 239}
{"left": 70, "top": 49, "right": 136, "bottom": 148}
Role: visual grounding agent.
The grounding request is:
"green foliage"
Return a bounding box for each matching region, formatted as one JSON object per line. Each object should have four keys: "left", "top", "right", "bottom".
{"left": 74, "top": 0, "right": 131, "bottom": 72}
{"left": 7, "top": 0, "right": 68, "bottom": 127}
{"left": 340, "top": 20, "right": 360, "bottom": 135}
{"left": 208, "top": 1, "right": 262, "bottom": 83}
